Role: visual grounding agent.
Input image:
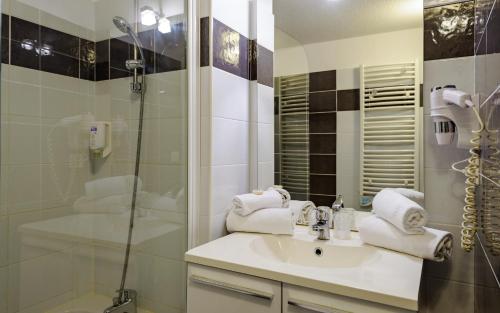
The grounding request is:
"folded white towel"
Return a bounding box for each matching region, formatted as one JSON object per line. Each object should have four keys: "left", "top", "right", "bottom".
{"left": 290, "top": 200, "right": 316, "bottom": 225}
{"left": 85, "top": 175, "right": 142, "bottom": 199}
{"left": 389, "top": 188, "right": 425, "bottom": 207}
{"left": 232, "top": 190, "right": 285, "bottom": 216}
{"left": 359, "top": 216, "right": 453, "bottom": 261}
{"left": 267, "top": 186, "right": 291, "bottom": 208}
{"left": 373, "top": 189, "right": 428, "bottom": 234}
{"left": 226, "top": 208, "right": 294, "bottom": 235}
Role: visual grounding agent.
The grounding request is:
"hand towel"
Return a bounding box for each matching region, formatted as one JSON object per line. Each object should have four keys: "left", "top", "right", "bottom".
{"left": 84, "top": 175, "right": 142, "bottom": 199}
{"left": 232, "top": 190, "right": 285, "bottom": 216}
{"left": 226, "top": 208, "right": 294, "bottom": 235}
{"left": 358, "top": 216, "right": 453, "bottom": 261}
{"left": 267, "top": 186, "right": 291, "bottom": 208}
{"left": 373, "top": 189, "right": 428, "bottom": 234}
{"left": 389, "top": 188, "right": 425, "bottom": 207}
{"left": 290, "top": 200, "right": 316, "bottom": 225}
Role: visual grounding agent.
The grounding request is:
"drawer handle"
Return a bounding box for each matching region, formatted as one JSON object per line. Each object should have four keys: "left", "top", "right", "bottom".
{"left": 288, "top": 299, "right": 351, "bottom": 313}
{"left": 190, "top": 274, "right": 274, "bottom": 301}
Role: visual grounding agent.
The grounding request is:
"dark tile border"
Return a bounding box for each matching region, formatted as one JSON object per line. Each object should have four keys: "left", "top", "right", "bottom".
{"left": 424, "top": 1, "right": 475, "bottom": 60}
{"left": 213, "top": 18, "right": 250, "bottom": 80}
{"left": 309, "top": 70, "right": 336, "bottom": 92}
{"left": 337, "top": 89, "right": 360, "bottom": 111}
{"left": 200, "top": 17, "right": 210, "bottom": 67}
{"left": 257, "top": 44, "right": 273, "bottom": 87}
{"left": 1, "top": 14, "right": 187, "bottom": 81}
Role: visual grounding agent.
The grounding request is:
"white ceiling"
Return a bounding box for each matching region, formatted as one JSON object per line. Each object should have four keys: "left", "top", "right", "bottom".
{"left": 274, "top": 0, "right": 423, "bottom": 45}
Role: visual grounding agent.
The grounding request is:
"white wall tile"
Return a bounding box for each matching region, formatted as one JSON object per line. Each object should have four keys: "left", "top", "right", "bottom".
{"left": 337, "top": 111, "right": 360, "bottom": 134}
{"left": 423, "top": 57, "right": 475, "bottom": 115}
{"left": 211, "top": 117, "right": 249, "bottom": 166}
{"left": 258, "top": 161, "right": 274, "bottom": 189}
{"left": 337, "top": 68, "right": 360, "bottom": 90}
{"left": 210, "top": 211, "right": 229, "bottom": 240}
{"left": 212, "top": 68, "right": 250, "bottom": 121}
{"left": 212, "top": 0, "right": 250, "bottom": 37}
{"left": 258, "top": 122, "right": 274, "bottom": 163}
{"left": 256, "top": 0, "right": 274, "bottom": 51}
{"left": 257, "top": 84, "right": 274, "bottom": 124}
{"left": 424, "top": 168, "right": 466, "bottom": 225}
{"left": 211, "top": 164, "right": 249, "bottom": 215}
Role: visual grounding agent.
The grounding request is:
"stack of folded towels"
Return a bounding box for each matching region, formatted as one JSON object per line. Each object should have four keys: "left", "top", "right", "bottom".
{"left": 226, "top": 187, "right": 315, "bottom": 235}
{"left": 359, "top": 188, "right": 453, "bottom": 262}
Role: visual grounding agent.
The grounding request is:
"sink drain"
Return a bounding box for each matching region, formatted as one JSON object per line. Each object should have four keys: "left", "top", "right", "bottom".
{"left": 314, "top": 247, "right": 323, "bottom": 257}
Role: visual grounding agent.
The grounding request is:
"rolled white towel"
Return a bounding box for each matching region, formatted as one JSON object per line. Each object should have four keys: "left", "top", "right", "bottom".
{"left": 226, "top": 208, "right": 294, "bottom": 235}
{"left": 232, "top": 190, "right": 284, "bottom": 216}
{"left": 267, "top": 186, "right": 291, "bottom": 208}
{"left": 290, "top": 200, "right": 316, "bottom": 225}
{"left": 373, "top": 189, "right": 428, "bottom": 234}
{"left": 389, "top": 188, "right": 425, "bottom": 207}
{"left": 85, "top": 175, "right": 142, "bottom": 199}
{"left": 359, "top": 215, "right": 453, "bottom": 261}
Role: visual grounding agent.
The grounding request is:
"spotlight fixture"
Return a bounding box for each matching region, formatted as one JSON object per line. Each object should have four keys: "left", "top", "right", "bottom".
{"left": 158, "top": 17, "right": 171, "bottom": 34}
{"left": 140, "top": 6, "right": 157, "bottom": 26}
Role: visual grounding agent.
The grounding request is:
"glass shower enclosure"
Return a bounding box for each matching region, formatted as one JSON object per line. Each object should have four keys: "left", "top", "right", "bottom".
{"left": 0, "top": 0, "right": 188, "bottom": 312}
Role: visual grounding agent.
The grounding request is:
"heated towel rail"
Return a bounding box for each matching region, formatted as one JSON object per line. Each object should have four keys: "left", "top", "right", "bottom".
{"left": 359, "top": 61, "right": 422, "bottom": 201}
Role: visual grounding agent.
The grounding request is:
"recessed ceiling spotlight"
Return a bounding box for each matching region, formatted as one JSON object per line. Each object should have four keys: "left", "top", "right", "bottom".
{"left": 158, "top": 17, "right": 172, "bottom": 34}
{"left": 140, "top": 6, "right": 157, "bottom": 26}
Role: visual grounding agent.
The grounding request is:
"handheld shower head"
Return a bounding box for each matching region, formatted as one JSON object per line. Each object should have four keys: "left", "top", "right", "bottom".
{"left": 112, "top": 16, "right": 145, "bottom": 64}
{"left": 113, "top": 16, "right": 132, "bottom": 34}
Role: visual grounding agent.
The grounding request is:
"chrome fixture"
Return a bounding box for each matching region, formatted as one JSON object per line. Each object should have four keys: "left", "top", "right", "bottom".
{"left": 103, "top": 289, "right": 137, "bottom": 313}
{"left": 330, "top": 194, "right": 344, "bottom": 228}
{"left": 312, "top": 206, "right": 331, "bottom": 240}
{"left": 105, "top": 14, "right": 148, "bottom": 313}
{"left": 112, "top": 16, "right": 146, "bottom": 93}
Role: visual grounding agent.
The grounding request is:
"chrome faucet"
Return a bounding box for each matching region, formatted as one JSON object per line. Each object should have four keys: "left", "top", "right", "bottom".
{"left": 103, "top": 289, "right": 137, "bottom": 313}
{"left": 312, "top": 206, "right": 331, "bottom": 240}
{"left": 330, "top": 195, "right": 344, "bottom": 228}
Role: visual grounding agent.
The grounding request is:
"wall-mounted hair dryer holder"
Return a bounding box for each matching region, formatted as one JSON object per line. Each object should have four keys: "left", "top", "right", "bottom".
{"left": 430, "top": 85, "right": 480, "bottom": 148}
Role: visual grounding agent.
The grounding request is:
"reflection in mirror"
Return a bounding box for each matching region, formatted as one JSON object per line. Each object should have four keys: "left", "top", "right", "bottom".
{"left": 272, "top": 0, "right": 424, "bottom": 210}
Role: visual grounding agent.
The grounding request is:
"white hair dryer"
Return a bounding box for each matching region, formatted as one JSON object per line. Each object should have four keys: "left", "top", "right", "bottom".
{"left": 430, "top": 85, "right": 478, "bottom": 148}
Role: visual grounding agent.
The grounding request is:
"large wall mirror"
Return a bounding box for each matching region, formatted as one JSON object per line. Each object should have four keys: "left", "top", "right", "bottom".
{"left": 271, "top": 0, "right": 424, "bottom": 210}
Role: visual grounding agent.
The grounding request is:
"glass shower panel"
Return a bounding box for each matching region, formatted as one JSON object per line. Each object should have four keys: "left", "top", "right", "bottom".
{"left": 0, "top": 1, "right": 188, "bottom": 313}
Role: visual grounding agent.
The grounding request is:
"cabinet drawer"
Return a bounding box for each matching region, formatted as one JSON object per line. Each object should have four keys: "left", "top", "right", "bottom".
{"left": 187, "top": 264, "right": 281, "bottom": 313}
{"left": 283, "top": 284, "right": 416, "bottom": 313}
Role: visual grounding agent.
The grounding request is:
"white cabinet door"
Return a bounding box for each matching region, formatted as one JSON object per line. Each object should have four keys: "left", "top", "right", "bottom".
{"left": 283, "top": 284, "right": 416, "bottom": 313}
{"left": 187, "top": 264, "right": 281, "bottom": 313}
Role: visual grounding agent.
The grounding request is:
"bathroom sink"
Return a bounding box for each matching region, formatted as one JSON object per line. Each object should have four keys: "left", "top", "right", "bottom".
{"left": 185, "top": 226, "right": 423, "bottom": 311}
{"left": 249, "top": 235, "right": 380, "bottom": 268}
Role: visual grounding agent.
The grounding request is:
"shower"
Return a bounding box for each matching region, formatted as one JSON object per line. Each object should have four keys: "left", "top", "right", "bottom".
{"left": 103, "top": 16, "right": 147, "bottom": 313}
{"left": 112, "top": 16, "right": 146, "bottom": 94}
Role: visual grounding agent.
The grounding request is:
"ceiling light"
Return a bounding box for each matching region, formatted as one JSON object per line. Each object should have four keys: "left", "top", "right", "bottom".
{"left": 141, "top": 7, "right": 157, "bottom": 26}
{"left": 158, "top": 17, "right": 171, "bottom": 34}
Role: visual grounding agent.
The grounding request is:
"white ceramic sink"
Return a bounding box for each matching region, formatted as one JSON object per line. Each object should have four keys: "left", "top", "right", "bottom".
{"left": 250, "top": 235, "right": 380, "bottom": 268}
{"left": 185, "top": 226, "right": 423, "bottom": 311}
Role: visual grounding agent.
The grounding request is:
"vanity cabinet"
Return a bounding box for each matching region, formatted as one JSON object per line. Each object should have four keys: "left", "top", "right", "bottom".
{"left": 187, "top": 264, "right": 416, "bottom": 313}
{"left": 187, "top": 264, "right": 282, "bottom": 313}
{"left": 282, "top": 284, "right": 414, "bottom": 313}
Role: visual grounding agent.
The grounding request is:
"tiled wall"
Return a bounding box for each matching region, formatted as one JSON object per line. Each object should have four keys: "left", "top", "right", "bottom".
{"left": 274, "top": 69, "right": 362, "bottom": 207}
{"left": 198, "top": 0, "right": 274, "bottom": 243}
{"left": 0, "top": 13, "right": 186, "bottom": 82}
{"left": 0, "top": 1, "right": 188, "bottom": 312}
{"left": 473, "top": 0, "right": 500, "bottom": 312}
{"left": 421, "top": 1, "right": 476, "bottom": 312}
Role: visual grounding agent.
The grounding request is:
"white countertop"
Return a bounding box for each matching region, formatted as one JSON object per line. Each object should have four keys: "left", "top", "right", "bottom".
{"left": 185, "top": 226, "right": 423, "bottom": 311}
